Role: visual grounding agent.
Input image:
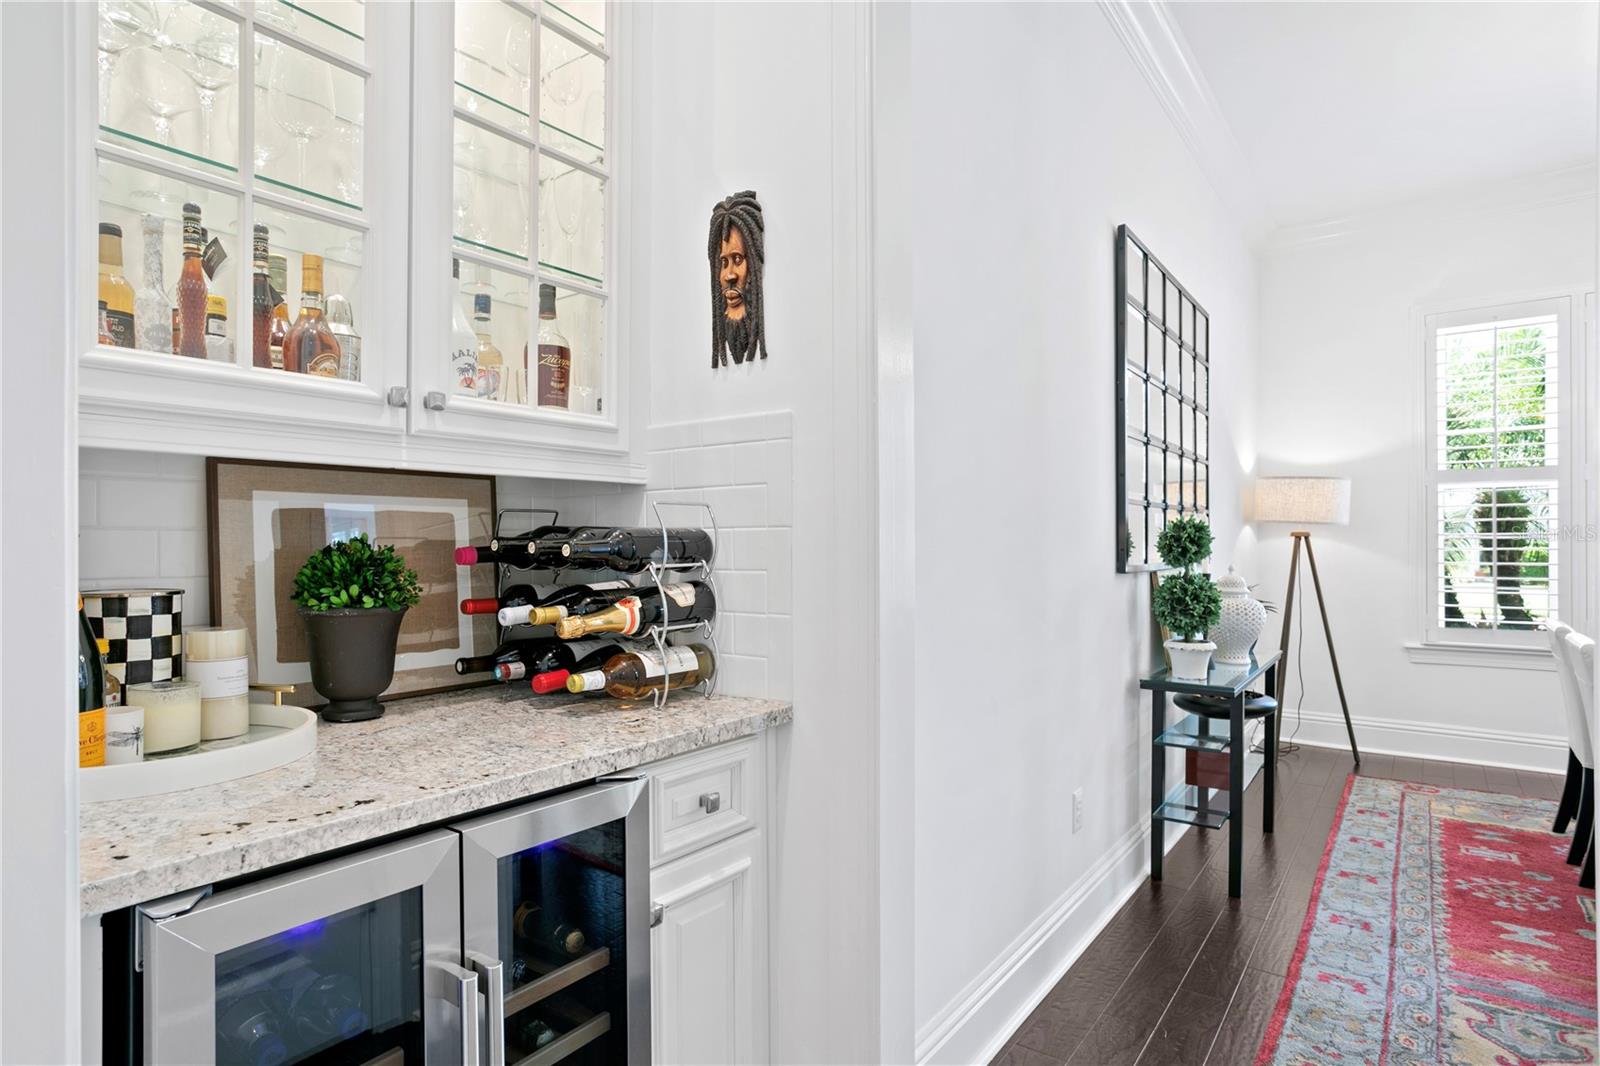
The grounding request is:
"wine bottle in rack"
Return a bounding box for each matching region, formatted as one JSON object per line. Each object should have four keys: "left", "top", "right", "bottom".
{"left": 454, "top": 523, "right": 575, "bottom": 568}
{"left": 557, "top": 527, "right": 715, "bottom": 573}
{"left": 498, "top": 581, "right": 634, "bottom": 627}
{"left": 553, "top": 582, "right": 717, "bottom": 639}
{"left": 529, "top": 641, "right": 635, "bottom": 694}
{"left": 459, "top": 583, "right": 552, "bottom": 617}
{"left": 495, "top": 639, "right": 625, "bottom": 684}
{"left": 522, "top": 526, "right": 608, "bottom": 569}
{"left": 565, "top": 644, "right": 717, "bottom": 698}
{"left": 455, "top": 639, "right": 567, "bottom": 676}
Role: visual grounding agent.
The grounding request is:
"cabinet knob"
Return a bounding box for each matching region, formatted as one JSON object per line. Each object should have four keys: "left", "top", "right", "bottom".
{"left": 698, "top": 791, "right": 721, "bottom": 814}
{"left": 423, "top": 391, "right": 448, "bottom": 411}
{"left": 650, "top": 902, "right": 664, "bottom": 928}
{"left": 386, "top": 386, "right": 409, "bottom": 408}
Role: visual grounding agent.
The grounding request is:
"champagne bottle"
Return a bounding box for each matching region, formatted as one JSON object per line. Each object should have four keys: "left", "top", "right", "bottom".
{"left": 455, "top": 638, "right": 568, "bottom": 677}
{"left": 553, "top": 582, "right": 716, "bottom": 639}
{"left": 530, "top": 642, "right": 631, "bottom": 694}
{"left": 566, "top": 644, "right": 716, "bottom": 699}
{"left": 558, "top": 527, "right": 715, "bottom": 573}
{"left": 454, "top": 524, "right": 574, "bottom": 568}
{"left": 497, "top": 581, "right": 634, "bottom": 627}
{"left": 494, "top": 639, "right": 624, "bottom": 683}
{"left": 459, "top": 583, "right": 553, "bottom": 617}
{"left": 78, "top": 597, "right": 106, "bottom": 768}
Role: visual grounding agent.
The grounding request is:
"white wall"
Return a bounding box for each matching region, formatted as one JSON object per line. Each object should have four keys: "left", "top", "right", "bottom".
{"left": 908, "top": 4, "right": 1261, "bottom": 1060}
{"left": 1255, "top": 190, "right": 1597, "bottom": 770}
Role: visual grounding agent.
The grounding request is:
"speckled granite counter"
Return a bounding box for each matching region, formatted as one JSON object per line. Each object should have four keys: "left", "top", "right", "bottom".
{"left": 80, "top": 687, "right": 791, "bottom": 915}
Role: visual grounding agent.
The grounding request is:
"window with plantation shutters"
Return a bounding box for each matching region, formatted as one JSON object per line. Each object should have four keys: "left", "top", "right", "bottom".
{"left": 1425, "top": 298, "right": 1566, "bottom": 646}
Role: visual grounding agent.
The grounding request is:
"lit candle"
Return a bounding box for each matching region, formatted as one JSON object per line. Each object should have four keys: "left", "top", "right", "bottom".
{"left": 126, "top": 680, "right": 201, "bottom": 754}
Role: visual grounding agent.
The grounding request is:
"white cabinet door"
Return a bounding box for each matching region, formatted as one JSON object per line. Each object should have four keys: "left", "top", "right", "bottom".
{"left": 651, "top": 829, "right": 768, "bottom": 1066}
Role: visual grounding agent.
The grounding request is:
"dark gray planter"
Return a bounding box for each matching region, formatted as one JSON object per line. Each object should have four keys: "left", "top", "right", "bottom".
{"left": 298, "top": 606, "right": 407, "bottom": 722}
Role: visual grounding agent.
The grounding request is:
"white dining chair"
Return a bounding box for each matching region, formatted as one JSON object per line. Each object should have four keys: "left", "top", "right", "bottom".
{"left": 1562, "top": 629, "right": 1595, "bottom": 889}
{"left": 1550, "top": 622, "right": 1588, "bottom": 834}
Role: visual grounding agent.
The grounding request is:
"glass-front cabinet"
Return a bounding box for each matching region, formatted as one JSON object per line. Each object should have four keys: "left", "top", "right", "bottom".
{"left": 77, "top": 1, "right": 641, "bottom": 481}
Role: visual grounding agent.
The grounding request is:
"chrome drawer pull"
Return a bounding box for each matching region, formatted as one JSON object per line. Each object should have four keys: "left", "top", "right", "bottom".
{"left": 698, "top": 791, "right": 721, "bottom": 814}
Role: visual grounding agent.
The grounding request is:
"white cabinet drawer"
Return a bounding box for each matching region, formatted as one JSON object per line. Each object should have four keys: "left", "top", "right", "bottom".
{"left": 648, "top": 736, "right": 763, "bottom": 867}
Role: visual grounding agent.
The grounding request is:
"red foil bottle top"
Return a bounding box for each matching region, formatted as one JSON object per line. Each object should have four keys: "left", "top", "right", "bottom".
{"left": 460, "top": 597, "right": 498, "bottom": 614}
{"left": 454, "top": 546, "right": 479, "bottom": 565}
{"left": 530, "top": 669, "right": 569, "bottom": 694}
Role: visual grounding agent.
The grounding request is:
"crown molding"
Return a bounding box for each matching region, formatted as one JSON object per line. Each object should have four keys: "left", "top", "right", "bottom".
{"left": 1264, "top": 163, "right": 1600, "bottom": 252}
{"left": 1097, "top": 0, "right": 1274, "bottom": 245}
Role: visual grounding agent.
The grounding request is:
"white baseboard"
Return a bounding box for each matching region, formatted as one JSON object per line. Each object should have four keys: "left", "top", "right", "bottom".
{"left": 1281, "top": 706, "right": 1566, "bottom": 773}
{"left": 915, "top": 820, "right": 1182, "bottom": 1065}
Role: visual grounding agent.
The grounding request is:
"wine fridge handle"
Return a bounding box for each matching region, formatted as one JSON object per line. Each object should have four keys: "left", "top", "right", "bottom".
{"left": 441, "top": 961, "right": 481, "bottom": 1066}
{"left": 468, "top": 951, "right": 506, "bottom": 1066}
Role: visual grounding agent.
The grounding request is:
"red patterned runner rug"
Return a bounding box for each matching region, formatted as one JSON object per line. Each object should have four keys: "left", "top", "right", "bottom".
{"left": 1255, "top": 774, "right": 1596, "bottom": 1065}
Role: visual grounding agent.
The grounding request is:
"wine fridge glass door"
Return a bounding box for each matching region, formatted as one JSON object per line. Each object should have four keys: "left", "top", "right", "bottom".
{"left": 455, "top": 778, "right": 650, "bottom": 1065}
{"left": 140, "top": 830, "right": 464, "bottom": 1064}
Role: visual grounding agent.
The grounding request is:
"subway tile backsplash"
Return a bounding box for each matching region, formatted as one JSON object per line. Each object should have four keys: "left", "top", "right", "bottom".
{"left": 78, "top": 410, "right": 794, "bottom": 701}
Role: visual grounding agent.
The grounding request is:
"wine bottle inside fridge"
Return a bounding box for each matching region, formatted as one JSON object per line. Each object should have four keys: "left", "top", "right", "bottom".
{"left": 557, "top": 527, "right": 715, "bottom": 573}
{"left": 565, "top": 644, "right": 717, "bottom": 698}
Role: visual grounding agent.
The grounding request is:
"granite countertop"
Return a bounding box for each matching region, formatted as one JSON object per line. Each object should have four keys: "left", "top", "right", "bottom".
{"left": 80, "top": 687, "right": 792, "bottom": 915}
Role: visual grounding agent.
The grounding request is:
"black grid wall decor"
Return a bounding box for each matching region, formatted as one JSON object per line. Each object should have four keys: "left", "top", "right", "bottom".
{"left": 1116, "top": 225, "right": 1210, "bottom": 572}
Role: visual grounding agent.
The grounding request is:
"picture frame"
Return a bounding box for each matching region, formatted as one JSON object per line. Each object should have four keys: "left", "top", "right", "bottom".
{"left": 207, "top": 458, "right": 499, "bottom": 703}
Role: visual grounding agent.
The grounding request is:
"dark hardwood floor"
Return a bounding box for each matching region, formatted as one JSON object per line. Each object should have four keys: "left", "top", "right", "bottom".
{"left": 990, "top": 746, "right": 1565, "bottom": 1066}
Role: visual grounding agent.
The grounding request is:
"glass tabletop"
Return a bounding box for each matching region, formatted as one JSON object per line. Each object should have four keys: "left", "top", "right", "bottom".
{"left": 1139, "top": 650, "right": 1281, "bottom": 696}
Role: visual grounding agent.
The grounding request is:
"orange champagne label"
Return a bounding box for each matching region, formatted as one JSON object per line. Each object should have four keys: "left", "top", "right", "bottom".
{"left": 79, "top": 707, "right": 106, "bottom": 767}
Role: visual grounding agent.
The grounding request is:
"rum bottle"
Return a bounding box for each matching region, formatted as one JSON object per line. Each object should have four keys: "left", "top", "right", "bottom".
{"left": 251, "top": 225, "right": 273, "bottom": 368}
{"left": 566, "top": 644, "right": 716, "bottom": 698}
{"left": 450, "top": 259, "right": 478, "bottom": 394}
{"left": 97, "top": 222, "right": 136, "bottom": 348}
{"left": 177, "top": 202, "right": 208, "bottom": 359}
{"left": 535, "top": 283, "right": 571, "bottom": 409}
{"left": 472, "top": 294, "right": 506, "bottom": 400}
{"left": 283, "top": 254, "right": 341, "bottom": 376}
{"left": 552, "top": 582, "right": 716, "bottom": 639}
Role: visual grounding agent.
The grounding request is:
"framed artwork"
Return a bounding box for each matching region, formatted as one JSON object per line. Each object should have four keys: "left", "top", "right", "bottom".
{"left": 207, "top": 459, "right": 498, "bottom": 702}
{"left": 1116, "top": 224, "right": 1210, "bottom": 572}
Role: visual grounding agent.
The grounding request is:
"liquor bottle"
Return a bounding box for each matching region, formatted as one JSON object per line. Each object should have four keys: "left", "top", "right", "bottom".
{"left": 552, "top": 582, "right": 716, "bottom": 639}
{"left": 97, "top": 301, "right": 113, "bottom": 346}
{"left": 530, "top": 641, "right": 633, "bottom": 694}
{"left": 171, "top": 307, "right": 181, "bottom": 355}
{"left": 268, "top": 253, "right": 290, "bottom": 370}
{"left": 459, "top": 583, "right": 552, "bottom": 616}
{"left": 558, "top": 527, "right": 715, "bottom": 573}
{"left": 512, "top": 902, "right": 587, "bottom": 956}
{"left": 497, "top": 580, "right": 633, "bottom": 627}
{"left": 325, "top": 292, "right": 361, "bottom": 381}
{"left": 284, "top": 254, "right": 342, "bottom": 376}
{"left": 566, "top": 644, "right": 717, "bottom": 699}
{"left": 450, "top": 259, "right": 478, "bottom": 394}
{"left": 98, "top": 638, "right": 121, "bottom": 708}
{"left": 535, "top": 283, "right": 571, "bottom": 409}
{"left": 514, "top": 1017, "right": 558, "bottom": 1052}
{"left": 204, "top": 294, "right": 229, "bottom": 361}
{"left": 78, "top": 597, "right": 106, "bottom": 768}
{"left": 494, "top": 639, "right": 625, "bottom": 683}
{"left": 217, "top": 993, "right": 290, "bottom": 1066}
{"left": 251, "top": 225, "right": 274, "bottom": 368}
{"left": 201, "top": 226, "right": 232, "bottom": 322}
{"left": 455, "top": 638, "right": 565, "bottom": 676}
{"left": 97, "top": 222, "right": 136, "bottom": 348}
{"left": 472, "top": 294, "right": 505, "bottom": 400}
{"left": 136, "top": 213, "right": 172, "bottom": 353}
{"left": 177, "top": 203, "right": 208, "bottom": 359}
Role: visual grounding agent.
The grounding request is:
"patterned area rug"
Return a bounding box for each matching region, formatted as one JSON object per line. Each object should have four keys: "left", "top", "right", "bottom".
{"left": 1256, "top": 775, "right": 1597, "bottom": 1065}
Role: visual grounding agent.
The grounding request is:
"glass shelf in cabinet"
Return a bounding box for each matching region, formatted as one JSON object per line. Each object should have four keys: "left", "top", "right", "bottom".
{"left": 254, "top": 198, "right": 365, "bottom": 380}
{"left": 538, "top": 32, "right": 604, "bottom": 159}
{"left": 454, "top": 119, "right": 531, "bottom": 262}
{"left": 537, "top": 154, "right": 604, "bottom": 286}
{"left": 258, "top": 0, "right": 364, "bottom": 63}
{"left": 542, "top": 1, "right": 606, "bottom": 50}
{"left": 455, "top": 0, "right": 533, "bottom": 136}
{"left": 253, "top": 31, "right": 365, "bottom": 211}
{"left": 455, "top": 81, "right": 532, "bottom": 139}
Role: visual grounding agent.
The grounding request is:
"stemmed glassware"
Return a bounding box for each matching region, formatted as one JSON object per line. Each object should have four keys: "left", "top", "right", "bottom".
{"left": 171, "top": 11, "right": 237, "bottom": 161}
{"left": 505, "top": 21, "right": 533, "bottom": 112}
{"left": 124, "top": 43, "right": 196, "bottom": 148}
{"left": 98, "top": 1, "right": 158, "bottom": 127}
{"left": 267, "top": 47, "right": 335, "bottom": 189}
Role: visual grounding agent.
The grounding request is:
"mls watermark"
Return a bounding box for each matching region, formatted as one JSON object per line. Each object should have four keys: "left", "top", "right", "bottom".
{"left": 1555, "top": 524, "right": 1600, "bottom": 542}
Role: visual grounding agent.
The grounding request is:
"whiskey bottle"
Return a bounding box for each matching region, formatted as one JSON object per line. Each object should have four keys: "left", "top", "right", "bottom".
{"left": 565, "top": 644, "right": 717, "bottom": 698}
{"left": 136, "top": 214, "right": 172, "bottom": 353}
{"left": 204, "top": 294, "right": 228, "bottom": 361}
{"left": 250, "top": 226, "right": 273, "bottom": 368}
{"left": 496, "top": 581, "right": 634, "bottom": 627}
{"left": 325, "top": 292, "right": 361, "bottom": 381}
{"left": 267, "top": 253, "right": 290, "bottom": 370}
{"left": 450, "top": 259, "right": 478, "bottom": 394}
{"left": 97, "top": 222, "right": 136, "bottom": 348}
{"left": 552, "top": 582, "right": 716, "bottom": 639}
{"left": 558, "top": 527, "right": 715, "bottom": 573}
{"left": 472, "top": 294, "right": 506, "bottom": 400}
{"left": 535, "top": 283, "right": 571, "bottom": 409}
{"left": 177, "top": 203, "right": 208, "bottom": 359}
{"left": 530, "top": 641, "right": 633, "bottom": 694}
{"left": 494, "top": 639, "right": 625, "bottom": 683}
{"left": 284, "top": 254, "right": 341, "bottom": 376}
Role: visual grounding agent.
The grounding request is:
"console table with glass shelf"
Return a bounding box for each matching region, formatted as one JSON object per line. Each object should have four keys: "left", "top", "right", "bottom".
{"left": 1141, "top": 650, "right": 1280, "bottom": 898}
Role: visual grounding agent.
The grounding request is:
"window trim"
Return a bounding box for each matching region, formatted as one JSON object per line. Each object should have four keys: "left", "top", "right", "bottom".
{"left": 1416, "top": 292, "right": 1574, "bottom": 652}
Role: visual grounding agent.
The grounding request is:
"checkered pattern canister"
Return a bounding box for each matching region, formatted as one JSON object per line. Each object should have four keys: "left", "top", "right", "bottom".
{"left": 82, "top": 589, "right": 184, "bottom": 686}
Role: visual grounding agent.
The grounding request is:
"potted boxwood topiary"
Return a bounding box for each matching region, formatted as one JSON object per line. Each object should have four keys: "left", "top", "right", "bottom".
{"left": 292, "top": 534, "right": 422, "bottom": 722}
{"left": 1152, "top": 516, "right": 1223, "bottom": 680}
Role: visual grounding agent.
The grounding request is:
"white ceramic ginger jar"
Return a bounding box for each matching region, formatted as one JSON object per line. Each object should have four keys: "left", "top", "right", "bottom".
{"left": 1209, "top": 566, "right": 1266, "bottom": 665}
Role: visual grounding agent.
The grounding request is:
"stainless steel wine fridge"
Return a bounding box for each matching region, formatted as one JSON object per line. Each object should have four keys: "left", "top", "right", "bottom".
{"left": 126, "top": 778, "right": 650, "bottom": 1065}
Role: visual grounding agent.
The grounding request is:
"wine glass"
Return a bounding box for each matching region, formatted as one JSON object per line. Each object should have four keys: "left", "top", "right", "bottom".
{"left": 267, "top": 47, "right": 334, "bottom": 189}
{"left": 172, "top": 14, "right": 237, "bottom": 160}
{"left": 98, "top": 1, "right": 158, "bottom": 127}
{"left": 505, "top": 20, "right": 533, "bottom": 112}
{"left": 124, "top": 44, "right": 196, "bottom": 148}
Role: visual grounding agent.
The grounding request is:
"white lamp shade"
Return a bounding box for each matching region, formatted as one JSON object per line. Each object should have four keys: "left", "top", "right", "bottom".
{"left": 1255, "top": 477, "right": 1351, "bottom": 526}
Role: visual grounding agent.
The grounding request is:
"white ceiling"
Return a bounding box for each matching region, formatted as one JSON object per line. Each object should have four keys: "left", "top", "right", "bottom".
{"left": 1169, "top": 1, "right": 1598, "bottom": 229}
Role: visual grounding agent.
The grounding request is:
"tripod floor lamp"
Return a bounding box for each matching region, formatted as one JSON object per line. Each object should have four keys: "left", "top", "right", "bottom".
{"left": 1255, "top": 476, "right": 1360, "bottom": 765}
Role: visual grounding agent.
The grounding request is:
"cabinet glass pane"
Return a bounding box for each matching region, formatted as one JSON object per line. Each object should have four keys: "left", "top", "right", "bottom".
{"left": 256, "top": 0, "right": 364, "bottom": 63}
{"left": 255, "top": 33, "right": 364, "bottom": 210}
{"left": 539, "top": 154, "right": 603, "bottom": 285}
{"left": 539, "top": 31, "right": 604, "bottom": 165}
{"left": 455, "top": 120, "right": 531, "bottom": 261}
{"left": 455, "top": 1, "right": 534, "bottom": 137}
{"left": 545, "top": 285, "right": 605, "bottom": 416}
{"left": 100, "top": 1, "right": 241, "bottom": 175}
{"left": 214, "top": 890, "right": 423, "bottom": 1064}
{"left": 1124, "top": 372, "right": 1145, "bottom": 433}
{"left": 96, "top": 155, "right": 241, "bottom": 362}
{"left": 542, "top": 1, "right": 605, "bottom": 48}
{"left": 457, "top": 263, "right": 532, "bottom": 404}
{"left": 496, "top": 818, "right": 628, "bottom": 1064}
{"left": 255, "top": 200, "right": 366, "bottom": 379}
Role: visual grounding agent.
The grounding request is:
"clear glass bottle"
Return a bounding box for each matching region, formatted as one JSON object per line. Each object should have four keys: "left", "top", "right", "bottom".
{"left": 136, "top": 213, "right": 173, "bottom": 354}
{"left": 283, "top": 253, "right": 341, "bottom": 376}
{"left": 535, "top": 282, "right": 571, "bottom": 409}
{"left": 97, "top": 222, "right": 136, "bottom": 348}
{"left": 450, "top": 259, "right": 478, "bottom": 394}
{"left": 473, "top": 293, "right": 505, "bottom": 400}
{"left": 325, "top": 292, "right": 361, "bottom": 381}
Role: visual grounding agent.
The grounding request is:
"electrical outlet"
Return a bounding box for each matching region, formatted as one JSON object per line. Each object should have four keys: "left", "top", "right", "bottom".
{"left": 1072, "top": 788, "right": 1084, "bottom": 833}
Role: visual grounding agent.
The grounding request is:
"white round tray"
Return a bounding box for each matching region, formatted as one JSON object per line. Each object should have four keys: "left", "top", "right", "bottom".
{"left": 80, "top": 701, "right": 317, "bottom": 803}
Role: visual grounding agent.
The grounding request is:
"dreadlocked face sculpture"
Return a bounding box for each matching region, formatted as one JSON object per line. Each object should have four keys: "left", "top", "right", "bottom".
{"left": 708, "top": 191, "right": 768, "bottom": 367}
